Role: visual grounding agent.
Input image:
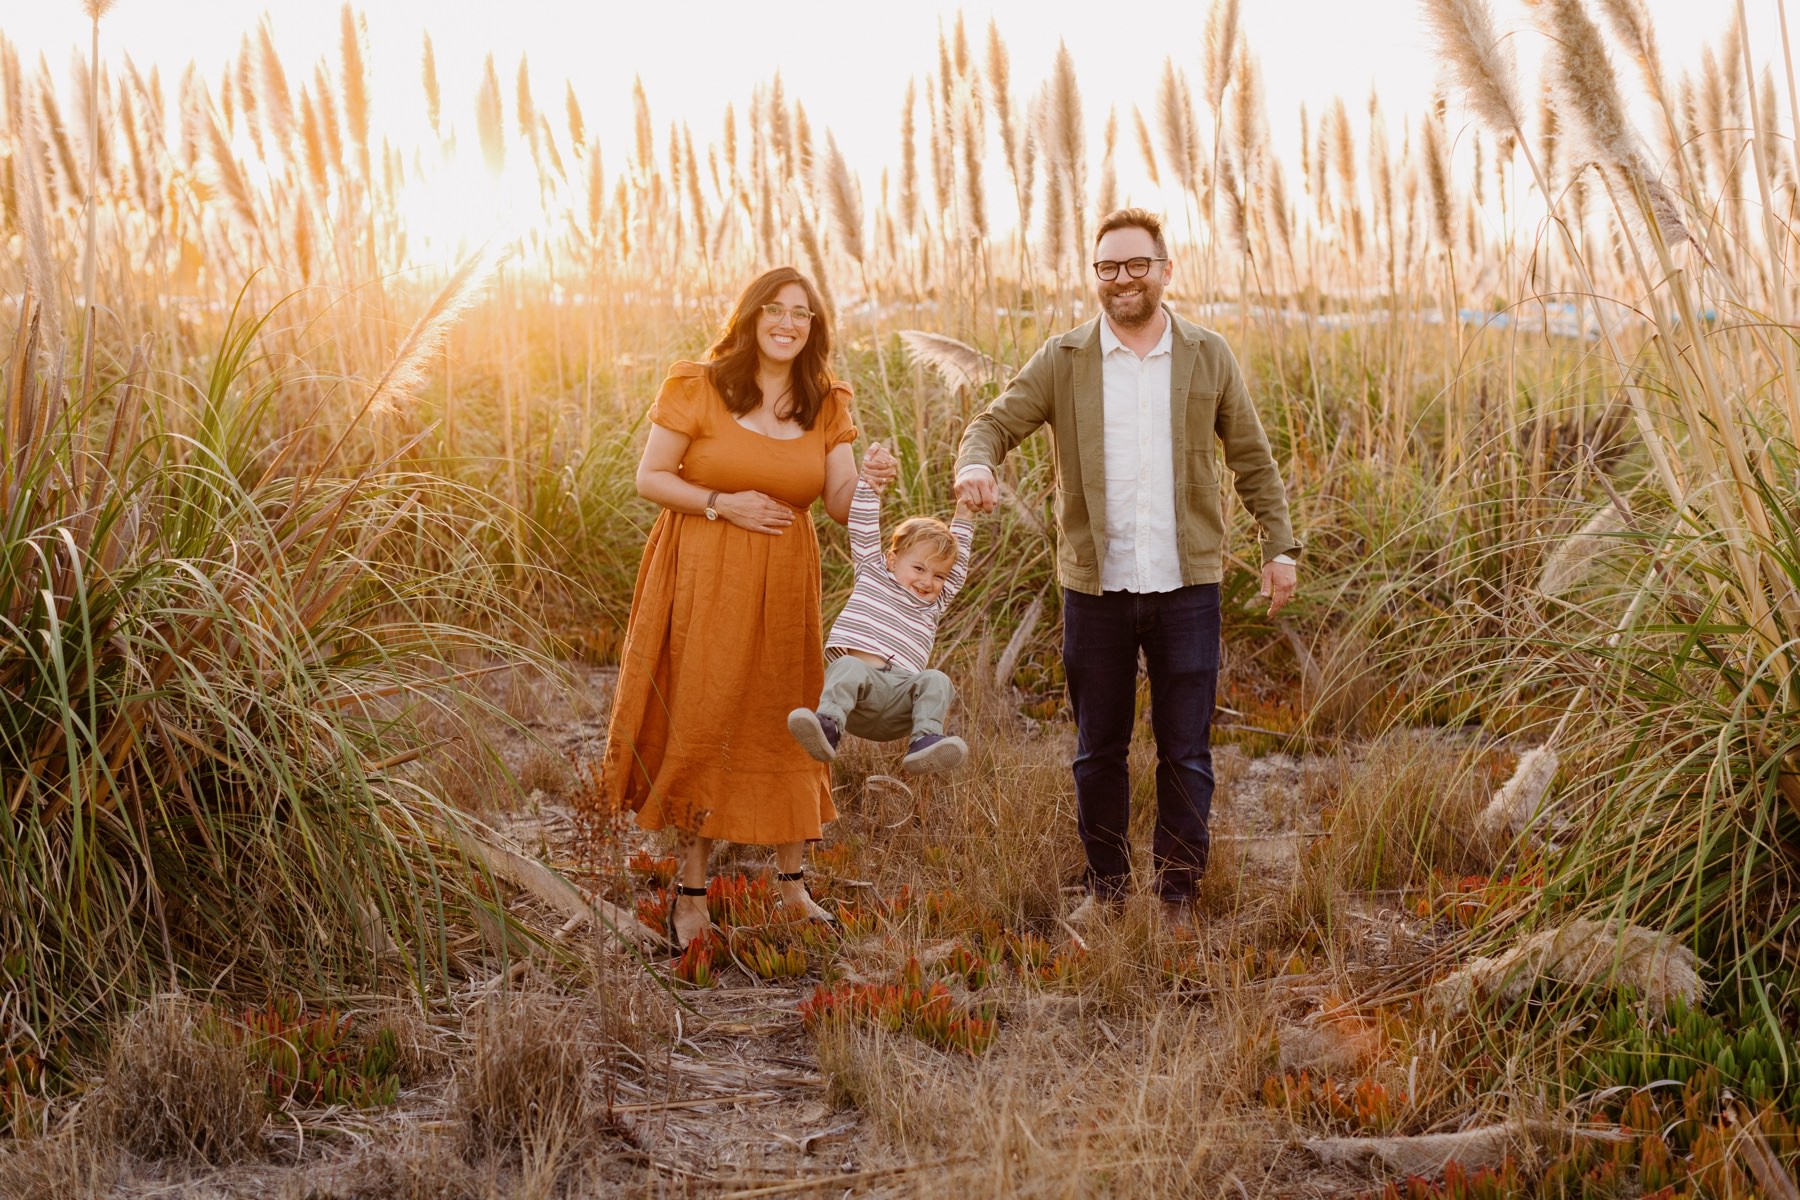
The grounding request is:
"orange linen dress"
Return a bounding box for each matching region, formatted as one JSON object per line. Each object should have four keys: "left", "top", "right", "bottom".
{"left": 602, "top": 361, "right": 856, "bottom": 844}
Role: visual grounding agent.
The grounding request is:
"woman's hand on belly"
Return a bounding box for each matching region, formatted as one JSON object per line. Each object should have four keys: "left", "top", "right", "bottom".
{"left": 719, "top": 490, "right": 796, "bottom": 534}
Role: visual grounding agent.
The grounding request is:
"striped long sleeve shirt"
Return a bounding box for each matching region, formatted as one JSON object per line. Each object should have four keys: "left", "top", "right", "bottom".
{"left": 824, "top": 481, "right": 974, "bottom": 674}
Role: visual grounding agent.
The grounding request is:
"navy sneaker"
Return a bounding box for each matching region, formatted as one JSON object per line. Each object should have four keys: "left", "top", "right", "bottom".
{"left": 787, "top": 709, "right": 841, "bottom": 762}
{"left": 901, "top": 732, "right": 967, "bottom": 775}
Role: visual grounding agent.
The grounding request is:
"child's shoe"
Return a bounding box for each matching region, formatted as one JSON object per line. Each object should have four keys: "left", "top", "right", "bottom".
{"left": 787, "top": 709, "right": 841, "bottom": 762}
{"left": 902, "top": 732, "right": 967, "bottom": 774}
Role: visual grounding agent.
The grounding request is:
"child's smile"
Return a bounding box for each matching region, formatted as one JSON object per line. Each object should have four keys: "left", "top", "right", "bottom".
{"left": 886, "top": 548, "right": 955, "bottom": 602}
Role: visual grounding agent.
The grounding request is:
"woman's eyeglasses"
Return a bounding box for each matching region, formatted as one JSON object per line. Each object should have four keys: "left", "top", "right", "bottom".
{"left": 761, "top": 303, "right": 815, "bottom": 325}
{"left": 1092, "top": 257, "right": 1167, "bottom": 281}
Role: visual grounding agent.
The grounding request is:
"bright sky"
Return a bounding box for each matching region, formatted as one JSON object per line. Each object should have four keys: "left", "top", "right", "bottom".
{"left": 4, "top": 1, "right": 1788, "bottom": 246}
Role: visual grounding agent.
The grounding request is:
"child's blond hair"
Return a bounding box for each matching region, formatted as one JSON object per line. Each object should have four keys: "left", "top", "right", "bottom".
{"left": 889, "top": 517, "right": 958, "bottom": 563}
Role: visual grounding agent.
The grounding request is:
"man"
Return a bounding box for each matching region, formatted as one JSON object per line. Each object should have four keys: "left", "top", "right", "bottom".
{"left": 953, "top": 208, "right": 1299, "bottom": 932}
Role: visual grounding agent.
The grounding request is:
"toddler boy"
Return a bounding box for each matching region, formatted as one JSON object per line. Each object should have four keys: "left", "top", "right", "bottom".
{"left": 788, "top": 444, "right": 974, "bottom": 774}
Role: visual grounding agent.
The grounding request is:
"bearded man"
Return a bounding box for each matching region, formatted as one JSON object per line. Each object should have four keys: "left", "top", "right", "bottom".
{"left": 953, "top": 207, "right": 1300, "bottom": 932}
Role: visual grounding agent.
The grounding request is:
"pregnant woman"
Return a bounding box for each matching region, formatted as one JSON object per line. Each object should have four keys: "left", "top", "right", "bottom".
{"left": 601, "top": 266, "right": 893, "bottom": 950}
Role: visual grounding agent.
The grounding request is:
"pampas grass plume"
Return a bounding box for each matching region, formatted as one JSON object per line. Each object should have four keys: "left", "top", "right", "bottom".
{"left": 1536, "top": 0, "right": 1636, "bottom": 165}
{"left": 681, "top": 125, "right": 704, "bottom": 234}
{"left": 420, "top": 32, "right": 440, "bottom": 137}
{"left": 764, "top": 71, "right": 787, "bottom": 181}
{"left": 1265, "top": 156, "right": 1293, "bottom": 256}
{"left": 514, "top": 54, "right": 536, "bottom": 143}
{"left": 899, "top": 77, "right": 919, "bottom": 236}
{"left": 1132, "top": 104, "right": 1161, "bottom": 188}
{"left": 927, "top": 76, "right": 953, "bottom": 217}
{"left": 564, "top": 81, "right": 583, "bottom": 156}
{"left": 250, "top": 24, "right": 294, "bottom": 152}
{"left": 1330, "top": 96, "right": 1356, "bottom": 205}
{"left": 313, "top": 61, "right": 344, "bottom": 173}
{"left": 1203, "top": 0, "right": 1241, "bottom": 112}
{"left": 1095, "top": 106, "right": 1118, "bottom": 220}
{"left": 36, "top": 65, "right": 83, "bottom": 207}
{"left": 1534, "top": 0, "right": 1696, "bottom": 251}
{"left": 1538, "top": 500, "right": 1627, "bottom": 595}
{"left": 16, "top": 101, "right": 63, "bottom": 346}
{"left": 584, "top": 138, "right": 603, "bottom": 240}
{"left": 1419, "top": 0, "right": 1526, "bottom": 136}
{"left": 985, "top": 20, "right": 1016, "bottom": 169}
{"left": 897, "top": 329, "right": 1001, "bottom": 392}
{"left": 298, "top": 87, "right": 329, "bottom": 198}
{"left": 793, "top": 195, "right": 836, "bottom": 318}
{"left": 1037, "top": 90, "right": 1066, "bottom": 275}
{"left": 820, "top": 130, "right": 864, "bottom": 263}
{"left": 367, "top": 244, "right": 507, "bottom": 416}
{"left": 1594, "top": 0, "right": 1666, "bottom": 100}
{"left": 1422, "top": 110, "right": 1454, "bottom": 247}
{"left": 475, "top": 54, "right": 503, "bottom": 177}
{"left": 1048, "top": 42, "right": 1084, "bottom": 251}
{"left": 1158, "top": 59, "right": 1197, "bottom": 193}
{"left": 204, "top": 103, "right": 256, "bottom": 233}
{"left": 1232, "top": 46, "right": 1264, "bottom": 188}
{"left": 1477, "top": 745, "right": 1560, "bottom": 835}
{"left": 795, "top": 103, "right": 819, "bottom": 183}
{"left": 1431, "top": 918, "right": 1704, "bottom": 1017}
{"left": 338, "top": 3, "right": 369, "bottom": 162}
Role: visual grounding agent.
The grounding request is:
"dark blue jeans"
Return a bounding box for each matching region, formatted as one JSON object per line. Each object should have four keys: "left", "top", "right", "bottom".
{"left": 1062, "top": 583, "right": 1220, "bottom": 902}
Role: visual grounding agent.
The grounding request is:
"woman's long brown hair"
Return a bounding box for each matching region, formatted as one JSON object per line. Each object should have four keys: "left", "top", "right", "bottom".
{"left": 704, "top": 267, "right": 835, "bottom": 430}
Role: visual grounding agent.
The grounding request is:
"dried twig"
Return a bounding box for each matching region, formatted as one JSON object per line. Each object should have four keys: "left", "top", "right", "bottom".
{"left": 713, "top": 1158, "right": 978, "bottom": 1199}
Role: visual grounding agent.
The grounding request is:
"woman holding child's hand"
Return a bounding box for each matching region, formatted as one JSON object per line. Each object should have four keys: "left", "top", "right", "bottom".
{"left": 599, "top": 267, "right": 866, "bottom": 952}
{"left": 860, "top": 441, "right": 899, "bottom": 491}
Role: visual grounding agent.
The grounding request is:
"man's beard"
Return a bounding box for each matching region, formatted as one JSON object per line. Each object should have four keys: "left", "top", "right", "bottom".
{"left": 1101, "top": 285, "right": 1161, "bottom": 327}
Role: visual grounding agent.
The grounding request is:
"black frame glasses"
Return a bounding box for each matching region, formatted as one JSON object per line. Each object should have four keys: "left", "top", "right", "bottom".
{"left": 1091, "top": 256, "right": 1168, "bottom": 281}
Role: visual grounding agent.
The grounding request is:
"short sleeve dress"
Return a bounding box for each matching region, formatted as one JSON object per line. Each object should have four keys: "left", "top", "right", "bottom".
{"left": 601, "top": 361, "right": 857, "bottom": 844}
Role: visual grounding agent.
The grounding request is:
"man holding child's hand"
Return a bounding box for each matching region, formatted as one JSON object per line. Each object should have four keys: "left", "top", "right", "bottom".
{"left": 954, "top": 208, "right": 1300, "bottom": 936}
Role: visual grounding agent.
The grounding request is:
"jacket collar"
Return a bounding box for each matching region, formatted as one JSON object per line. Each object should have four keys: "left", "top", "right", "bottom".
{"left": 1068, "top": 304, "right": 1200, "bottom": 352}
{"left": 1098, "top": 309, "right": 1175, "bottom": 358}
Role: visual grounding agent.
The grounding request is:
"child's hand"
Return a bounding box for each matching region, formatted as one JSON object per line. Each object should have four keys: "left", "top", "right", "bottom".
{"left": 860, "top": 442, "right": 898, "bottom": 492}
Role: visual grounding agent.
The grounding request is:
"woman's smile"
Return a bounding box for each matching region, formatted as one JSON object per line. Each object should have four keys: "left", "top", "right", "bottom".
{"left": 756, "top": 282, "right": 812, "bottom": 364}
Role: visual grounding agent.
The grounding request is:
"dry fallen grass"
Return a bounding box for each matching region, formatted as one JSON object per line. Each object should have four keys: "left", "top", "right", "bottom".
{"left": 0, "top": 657, "right": 1495, "bottom": 1199}
{"left": 93, "top": 996, "right": 265, "bottom": 1168}
{"left": 454, "top": 992, "right": 599, "bottom": 1176}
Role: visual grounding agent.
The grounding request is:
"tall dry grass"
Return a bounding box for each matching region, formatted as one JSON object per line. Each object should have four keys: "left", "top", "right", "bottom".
{"left": 3, "top": 0, "right": 1800, "bottom": 1188}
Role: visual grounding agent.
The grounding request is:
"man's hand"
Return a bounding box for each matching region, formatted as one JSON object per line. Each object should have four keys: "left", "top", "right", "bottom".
{"left": 1260, "top": 560, "right": 1297, "bottom": 616}
{"left": 953, "top": 467, "right": 999, "bottom": 513}
{"left": 860, "top": 442, "right": 899, "bottom": 492}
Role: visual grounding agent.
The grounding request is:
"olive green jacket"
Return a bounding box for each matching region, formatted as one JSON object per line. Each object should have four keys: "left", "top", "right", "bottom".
{"left": 954, "top": 308, "right": 1298, "bottom": 596}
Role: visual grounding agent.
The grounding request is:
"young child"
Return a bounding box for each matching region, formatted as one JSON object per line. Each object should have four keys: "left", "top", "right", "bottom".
{"left": 788, "top": 443, "right": 975, "bottom": 774}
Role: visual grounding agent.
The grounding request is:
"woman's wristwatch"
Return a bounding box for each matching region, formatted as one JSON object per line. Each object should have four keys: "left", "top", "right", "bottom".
{"left": 704, "top": 491, "right": 720, "bottom": 521}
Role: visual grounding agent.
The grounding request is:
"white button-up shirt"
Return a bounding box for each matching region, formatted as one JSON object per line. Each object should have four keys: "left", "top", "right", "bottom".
{"left": 1097, "top": 311, "right": 1182, "bottom": 593}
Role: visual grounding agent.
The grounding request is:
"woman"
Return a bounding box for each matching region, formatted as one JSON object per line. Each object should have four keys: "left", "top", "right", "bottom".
{"left": 601, "top": 267, "right": 893, "bottom": 950}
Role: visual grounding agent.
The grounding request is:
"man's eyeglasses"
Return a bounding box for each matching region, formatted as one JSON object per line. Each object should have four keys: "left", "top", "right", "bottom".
{"left": 761, "top": 303, "right": 815, "bottom": 325}
{"left": 1092, "top": 257, "right": 1167, "bottom": 281}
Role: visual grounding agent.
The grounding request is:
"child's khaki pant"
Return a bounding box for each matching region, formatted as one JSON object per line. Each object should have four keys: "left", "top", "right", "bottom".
{"left": 818, "top": 656, "right": 954, "bottom": 742}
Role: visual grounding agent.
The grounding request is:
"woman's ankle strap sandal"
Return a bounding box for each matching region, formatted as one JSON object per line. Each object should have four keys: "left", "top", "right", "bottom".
{"left": 774, "top": 869, "right": 838, "bottom": 924}
{"left": 667, "top": 883, "right": 711, "bottom": 955}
